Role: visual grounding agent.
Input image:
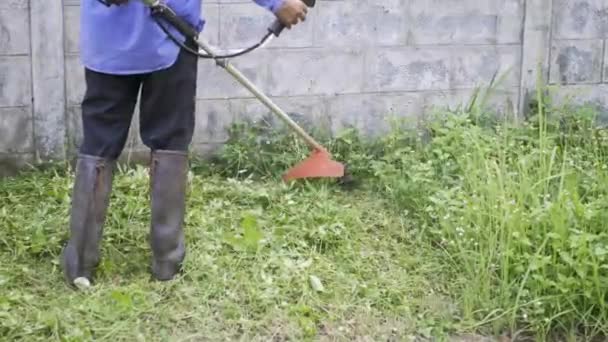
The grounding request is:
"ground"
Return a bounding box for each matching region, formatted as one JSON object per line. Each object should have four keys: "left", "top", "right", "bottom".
{"left": 2, "top": 100, "right": 608, "bottom": 341}
{"left": 0, "top": 168, "right": 463, "bottom": 341}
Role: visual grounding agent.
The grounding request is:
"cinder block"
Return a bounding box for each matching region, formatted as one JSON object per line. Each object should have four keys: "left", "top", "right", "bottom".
{"left": 423, "top": 87, "right": 519, "bottom": 117}
{"left": 408, "top": 0, "right": 489, "bottom": 17}
{"left": 326, "top": 92, "right": 424, "bottom": 136}
{"left": 230, "top": 95, "right": 331, "bottom": 133}
{"left": 314, "top": 0, "right": 408, "bottom": 47}
{"left": 65, "top": 54, "right": 85, "bottom": 106}
{"left": 0, "top": 7, "right": 30, "bottom": 55}
{"left": 63, "top": 5, "right": 80, "bottom": 54}
{"left": 228, "top": 97, "right": 276, "bottom": 126}
{"left": 497, "top": 0, "right": 526, "bottom": 44}
{"left": 196, "top": 49, "right": 269, "bottom": 99}
{"left": 451, "top": 46, "right": 521, "bottom": 89}
{"left": 550, "top": 39, "right": 603, "bottom": 84}
{"left": 409, "top": 12, "right": 498, "bottom": 45}
{"left": 368, "top": 45, "right": 520, "bottom": 92}
{"left": 604, "top": 40, "right": 608, "bottom": 82}
{"left": 267, "top": 49, "right": 364, "bottom": 97}
{"left": 201, "top": 2, "right": 220, "bottom": 47}
{"left": 366, "top": 47, "right": 451, "bottom": 92}
{"left": 408, "top": 0, "right": 524, "bottom": 45}
{"left": 519, "top": 0, "right": 553, "bottom": 98}
{"left": 0, "top": 107, "right": 33, "bottom": 153}
{"left": 368, "top": 0, "right": 410, "bottom": 46}
{"left": 264, "top": 95, "right": 330, "bottom": 131}
{"left": 549, "top": 84, "right": 608, "bottom": 122}
{"left": 0, "top": 0, "right": 28, "bottom": 10}
{"left": 32, "top": 0, "right": 68, "bottom": 160}
{"left": 0, "top": 56, "right": 31, "bottom": 107}
{"left": 552, "top": 0, "right": 607, "bottom": 39}
{"left": 423, "top": 88, "right": 477, "bottom": 114}
{"left": 193, "top": 99, "right": 235, "bottom": 143}
{"left": 65, "top": 105, "right": 83, "bottom": 154}
{"left": 219, "top": 97, "right": 331, "bottom": 142}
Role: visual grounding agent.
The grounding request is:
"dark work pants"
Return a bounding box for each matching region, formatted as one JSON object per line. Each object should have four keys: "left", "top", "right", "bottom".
{"left": 79, "top": 46, "right": 198, "bottom": 160}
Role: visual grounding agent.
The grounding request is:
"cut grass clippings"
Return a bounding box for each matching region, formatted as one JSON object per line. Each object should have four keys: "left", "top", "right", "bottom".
{"left": 0, "top": 167, "right": 451, "bottom": 341}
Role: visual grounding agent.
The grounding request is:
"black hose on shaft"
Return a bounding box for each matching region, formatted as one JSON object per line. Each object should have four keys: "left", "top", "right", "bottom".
{"left": 151, "top": 11, "right": 273, "bottom": 60}
{"left": 150, "top": 3, "right": 276, "bottom": 60}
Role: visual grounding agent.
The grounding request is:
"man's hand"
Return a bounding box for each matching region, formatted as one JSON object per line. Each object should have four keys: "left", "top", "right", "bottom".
{"left": 275, "top": 0, "right": 307, "bottom": 29}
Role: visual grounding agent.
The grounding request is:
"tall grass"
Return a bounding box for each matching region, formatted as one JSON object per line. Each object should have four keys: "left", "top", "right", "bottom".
{"left": 204, "top": 87, "right": 608, "bottom": 340}
{"left": 398, "top": 101, "right": 608, "bottom": 340}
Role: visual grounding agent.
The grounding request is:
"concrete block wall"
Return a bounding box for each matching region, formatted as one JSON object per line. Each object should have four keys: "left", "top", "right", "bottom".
{"left": 548, "top": 0, "right": 608, "bottom": 115}
{"left": 0, "top": 0, "right": 604, "bottom": 173}
{"left": 0, "top": 0, "right": 34, "bottom": 175}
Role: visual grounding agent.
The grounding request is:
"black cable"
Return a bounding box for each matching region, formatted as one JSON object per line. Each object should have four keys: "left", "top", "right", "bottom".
{"left": 151, "top": 14, "right": 272, "bottom": 60}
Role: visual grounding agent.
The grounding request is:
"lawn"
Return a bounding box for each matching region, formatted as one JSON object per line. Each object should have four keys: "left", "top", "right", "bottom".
{"left": 2, "top": 90, "right": 608, "bottom": 341}
{"left": 2, "top": 169, "right": 442, "bottom": 341}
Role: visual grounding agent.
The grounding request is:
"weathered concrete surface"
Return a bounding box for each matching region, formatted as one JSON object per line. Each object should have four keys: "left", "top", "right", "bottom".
{"left": 552, "top": 0, "right": 608, "bottom": 39}
{"left": 0, "top": 0, "right": 34, "bottom": 177}
{"left": 0, "top": 57, "right": 31, "bottom": 108}
{"left": 547, "top": 0, "right": 608, "bottom": 119}
{"left": 549, "top": 84, "right": 608, "bottom": 124}
{"left": 0, "top": 107, "right": 33, "bottom": 154}
{"left": 1, "top": 0, "right": 608, "bottom": 174}
{"left": 550, "top": 39, "right": 603, "bottom": 84}
{"left": 519, "top": 0, "right": 552, "bottom": 116}
{"left": 30, "top": 0, "right": 67, "bottom": 161}
{"left": 0, "top": 5, "right": 30, "bottom": 55}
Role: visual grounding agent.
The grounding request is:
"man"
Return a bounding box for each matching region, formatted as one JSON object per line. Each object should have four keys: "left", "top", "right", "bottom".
{"left": 62, "top": 0, "right": 307, "bottom": 288}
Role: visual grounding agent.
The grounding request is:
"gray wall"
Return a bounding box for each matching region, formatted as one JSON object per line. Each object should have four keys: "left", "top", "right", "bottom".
{"left": 0, "top": 0, "right": 604, "bottom": 173}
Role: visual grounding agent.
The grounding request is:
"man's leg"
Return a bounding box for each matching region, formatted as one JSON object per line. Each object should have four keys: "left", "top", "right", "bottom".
{"left": 139, "top": 47, "right": 198, "bottom": 281}
{"left": 62, "top": 69, "right": 141, "bottom": 287}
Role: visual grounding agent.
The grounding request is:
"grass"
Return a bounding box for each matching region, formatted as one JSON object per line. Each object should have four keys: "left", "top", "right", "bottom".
{"left": 0, "top": 165, "right": 451, "bottom": 341}
{"left": 2, "top": 86, "right": 608, "bottom": 341}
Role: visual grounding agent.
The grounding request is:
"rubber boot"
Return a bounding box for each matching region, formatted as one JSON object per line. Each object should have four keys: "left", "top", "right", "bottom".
{"left": 149, "top": 150, "right": 188, "bottom": 281}
{"left": 61, "top": 154, "right": 114, "bottom": 287}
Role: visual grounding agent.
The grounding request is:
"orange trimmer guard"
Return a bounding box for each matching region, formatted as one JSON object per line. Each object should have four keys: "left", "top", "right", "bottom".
{"left": 282, "top": 148, "right": 345, "bottom": 182}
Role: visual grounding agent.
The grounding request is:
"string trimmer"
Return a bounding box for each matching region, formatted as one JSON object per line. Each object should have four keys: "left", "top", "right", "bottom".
{"left": 98, "top": 0, "right": 348, "bottom": 183}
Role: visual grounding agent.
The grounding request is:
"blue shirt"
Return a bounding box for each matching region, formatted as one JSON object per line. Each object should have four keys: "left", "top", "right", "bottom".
{"left": 80, "top": 0, "right": 284, "bottom": 75}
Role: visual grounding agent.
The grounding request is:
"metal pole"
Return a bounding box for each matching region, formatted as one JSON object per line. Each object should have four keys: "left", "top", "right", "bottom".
{"left": 194, "top": 38, "right": 325, "bottom": 152}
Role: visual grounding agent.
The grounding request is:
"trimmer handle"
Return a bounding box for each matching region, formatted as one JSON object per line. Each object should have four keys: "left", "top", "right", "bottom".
{"left": 268, "top": 0, "right": 315, "bottom": 37}
{"left": 150, "top": 3, "right": 199, "bottom": 40}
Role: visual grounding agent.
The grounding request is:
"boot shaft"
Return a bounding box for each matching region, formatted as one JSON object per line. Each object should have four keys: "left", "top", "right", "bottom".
{"left": 63, "top": 154, "right": 115, "bottom": 286}
{"left": 149, "top": 150, "right": 189, "bottom": 281}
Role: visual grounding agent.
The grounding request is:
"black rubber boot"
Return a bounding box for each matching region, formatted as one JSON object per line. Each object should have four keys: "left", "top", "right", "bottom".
{"left": 149, "top": 150, "right": 188, "bottom": 281}
{"left": 61, "top": 154, "right": 114, "bottom": 287}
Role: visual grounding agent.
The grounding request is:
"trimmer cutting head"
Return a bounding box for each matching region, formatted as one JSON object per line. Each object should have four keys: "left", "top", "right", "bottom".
{"left": 282, "top": 148, "right": 345, "bottom": 182}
